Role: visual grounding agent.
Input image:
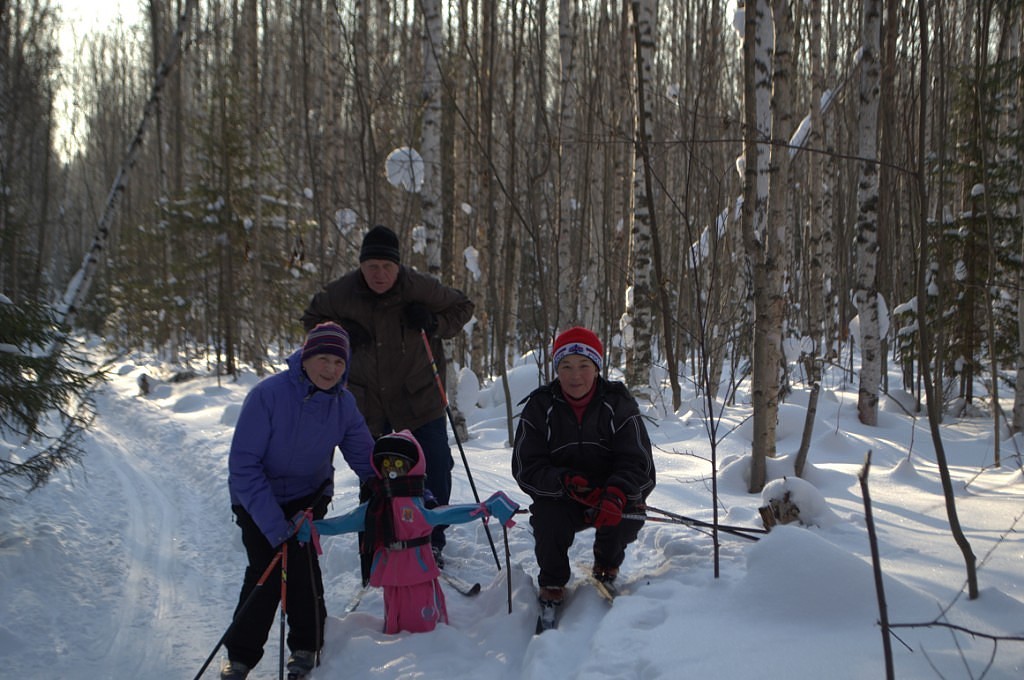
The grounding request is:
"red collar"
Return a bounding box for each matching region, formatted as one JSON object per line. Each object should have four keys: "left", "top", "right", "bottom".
{"left": 564, "top": 383, "right": 596, "bottom": 423}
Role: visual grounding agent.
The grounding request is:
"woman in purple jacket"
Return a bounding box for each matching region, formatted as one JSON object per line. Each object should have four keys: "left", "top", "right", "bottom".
{"left": 222, "top": 322, "right": 375, "bottom": 680}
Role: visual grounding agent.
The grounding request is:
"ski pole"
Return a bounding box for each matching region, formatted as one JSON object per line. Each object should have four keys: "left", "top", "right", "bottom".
{"left": 509, "top": 507, "right": 763, "bottom": 541}
{"left": 193, "top": 548, "right": 284, "bottom": 680}
{"left": 279, "top": 538, "right": 288, "bottom": 680}
{"left": 419, "top": 329, "right": 502, "bottom": 571}
{"left": 641, "top": 504, "right": 769, "bottom": 535}
{"left": 305, "top": 539, "right": 323, "bottom": 671}
{"left": 620, "top": 513, "right": 762, "bottom": 541}
{"left": 503, "top": 525, "right": 513, "bottom": 614}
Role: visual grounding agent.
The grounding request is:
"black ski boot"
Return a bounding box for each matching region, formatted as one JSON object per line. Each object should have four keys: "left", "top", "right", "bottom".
{"left": 286, "top": 650, "right": 316, "bottom": 679}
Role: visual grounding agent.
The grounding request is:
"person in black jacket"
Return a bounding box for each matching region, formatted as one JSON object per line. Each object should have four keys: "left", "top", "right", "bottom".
{"left": 511, "top": 327, "right": 656, "bottom": 605}
{"left": 300, "top": 225, "right": 474, "bottom": 566}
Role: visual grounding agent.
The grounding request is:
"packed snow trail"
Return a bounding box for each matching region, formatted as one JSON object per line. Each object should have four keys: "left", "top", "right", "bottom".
{"left": 0, "top": 371, "right": 245, "bottom": 678}
{"left": 85, "top": 378, "right": 238, "bottom": 677}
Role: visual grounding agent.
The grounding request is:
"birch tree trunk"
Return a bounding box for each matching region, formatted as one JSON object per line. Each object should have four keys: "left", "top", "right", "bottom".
{"left": 853, "top": 0, "right": 882, "bottom": 426}
{"left": 765, "top": 0, "right": 793, "bottom": 409}
{"left": 806, "top": 0, "right": 826, "bottom": 378}
{"left": 742, "top": 0, "right": 776, "bottom": 492}
{"left": 419, "top": 0, "right": 467, "bottom": 436}
{"left": 557, "top": 0, "right": 580, "bottom": 321}
{"left": 625, "top": 0, "right": 655, "bottom": 399}
{"left": 420, "top": 0, "right": 443, "bottom": 276}
{"left": 822, "top": 0, "right": 841, "bottom": 361}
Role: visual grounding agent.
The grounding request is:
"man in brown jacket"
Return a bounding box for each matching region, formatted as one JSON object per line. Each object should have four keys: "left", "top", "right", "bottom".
{"left": 301, "top": 225, "right": 474, "bottom": 565}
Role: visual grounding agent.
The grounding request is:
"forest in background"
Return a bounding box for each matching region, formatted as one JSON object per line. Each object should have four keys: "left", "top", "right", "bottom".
{"left": 2, "top": 1, "right": 1023, "bottom": 489}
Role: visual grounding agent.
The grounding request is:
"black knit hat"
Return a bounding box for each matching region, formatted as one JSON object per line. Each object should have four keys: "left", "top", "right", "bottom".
{"left": 359, "top": 225, "right": 401, "bottom": 264}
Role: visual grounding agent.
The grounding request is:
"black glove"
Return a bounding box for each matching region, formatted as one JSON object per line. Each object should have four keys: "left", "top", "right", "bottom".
{"left": 359, "top": 479, "right": 375, "bottom": 503}
{"left": 403, "top": 303, "right": 438, "bottom": 335}
{"left": 338, "top": 318, "right": 372, "bottom": 349}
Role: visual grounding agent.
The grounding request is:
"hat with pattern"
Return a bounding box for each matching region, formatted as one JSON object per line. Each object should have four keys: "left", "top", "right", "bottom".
{"left": 552, "top": 326, "right": 603, "bottom": 372}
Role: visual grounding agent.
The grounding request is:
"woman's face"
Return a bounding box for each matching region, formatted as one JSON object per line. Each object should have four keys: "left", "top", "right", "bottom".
{"left": 557, "top": 354, "right": 598, "bottom": 399}
{"left": 303, "top": 354, "right": 346, "bottom": 390}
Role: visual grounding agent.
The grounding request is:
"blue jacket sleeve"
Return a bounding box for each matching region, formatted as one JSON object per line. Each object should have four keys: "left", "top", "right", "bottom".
{"left": 418, "top": 491, "right": 520, "bottom": 528}
{"left": 228, "top": 387, "right": 294, "bottom": 547}
{"left": 314, "top": 503, "right": 367, "bottom": 536}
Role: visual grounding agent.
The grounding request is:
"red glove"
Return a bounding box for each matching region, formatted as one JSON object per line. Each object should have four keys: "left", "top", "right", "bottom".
{"left": 563, "top": 474, "right": 601, "bottom": 506}
{"left": 588, "top": 487, "right": 626, "bottom": 528}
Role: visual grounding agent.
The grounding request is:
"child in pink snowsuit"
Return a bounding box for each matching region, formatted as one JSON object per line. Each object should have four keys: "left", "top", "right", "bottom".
{"left": 300, "top": 430, "right": 518, "bottom": 634}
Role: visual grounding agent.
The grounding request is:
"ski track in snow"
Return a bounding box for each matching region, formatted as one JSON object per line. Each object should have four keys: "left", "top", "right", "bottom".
{"left": 3, "top": 378, "right": 240, "bottom": 678}
{"left": 90, "top": 389, "right": 193, "bottom": 675}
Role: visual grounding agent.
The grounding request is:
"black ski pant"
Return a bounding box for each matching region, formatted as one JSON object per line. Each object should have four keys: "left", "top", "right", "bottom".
{"left": 225, "top": 495, "right": 329, "bottom": 670}
{"left": 529, "top": 497, "right": 644, "bottom": 588}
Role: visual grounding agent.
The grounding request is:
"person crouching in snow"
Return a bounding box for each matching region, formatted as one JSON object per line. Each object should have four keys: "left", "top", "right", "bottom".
{"left": 511, "top": 326, "right": 656, "bottom": 607}
{"left": 298, "top": 430, "right": 519, "bottom": 634}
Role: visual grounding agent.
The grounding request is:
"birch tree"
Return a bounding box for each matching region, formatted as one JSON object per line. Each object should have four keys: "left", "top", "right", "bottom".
{"left": 853, "top": 0, "right": 882, "bottom": 426}
{"left": 765, "top": 0, "right": 794, "bottom": 404}
{"left": 625, "top": 0, "right": 656, "bottom": 398}
{"left": 420, "top": 0, "right": 443, "bottom": 276}
{"left": 741, "top": 0, "right": 776, "bottom": 492}
{"left": 805, "top": 0, "right": 826, "bottom": 378}
{"left": 557, "top": 0, "right": 581, "bottom": 322}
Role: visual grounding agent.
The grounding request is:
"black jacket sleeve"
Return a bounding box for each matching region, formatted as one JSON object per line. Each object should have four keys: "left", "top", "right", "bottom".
{"left": 511, "top": 388, "right": 571, "bottom": 500}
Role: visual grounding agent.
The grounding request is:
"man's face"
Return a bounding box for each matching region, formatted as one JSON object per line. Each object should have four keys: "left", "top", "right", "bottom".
{"left": 360, "top": 259, "right": 400, "bottom": 294}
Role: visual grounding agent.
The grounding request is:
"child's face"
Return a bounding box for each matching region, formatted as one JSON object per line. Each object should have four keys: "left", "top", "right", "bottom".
{"left": 379, "top": 454, "right": 410, "bottom": 479}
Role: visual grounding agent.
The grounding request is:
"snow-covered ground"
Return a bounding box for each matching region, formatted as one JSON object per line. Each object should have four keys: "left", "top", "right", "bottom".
{"left": 1, "top": 347, "right": 1022, "bottom": 679}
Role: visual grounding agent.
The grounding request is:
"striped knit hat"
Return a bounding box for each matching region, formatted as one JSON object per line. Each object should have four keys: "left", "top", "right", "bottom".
{"left": 552, "top": 326, "right": 603, "bottom": 372}
{"left": 301, "top": 322, "right": 350, "bottom": 363}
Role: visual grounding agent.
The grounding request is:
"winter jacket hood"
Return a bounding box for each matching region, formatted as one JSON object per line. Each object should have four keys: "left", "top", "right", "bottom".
{"left": 370, "top": 429, "right": 427, "bottom": 478}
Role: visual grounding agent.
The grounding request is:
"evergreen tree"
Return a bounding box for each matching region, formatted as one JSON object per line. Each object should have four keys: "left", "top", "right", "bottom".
{"left": 0, "top": 296, "right": 102, "bottom": 498}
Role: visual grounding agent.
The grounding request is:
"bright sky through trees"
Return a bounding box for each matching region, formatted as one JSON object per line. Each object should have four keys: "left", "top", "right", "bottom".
{"left": 55, "top": 0, "right": 141, "bottom": 160}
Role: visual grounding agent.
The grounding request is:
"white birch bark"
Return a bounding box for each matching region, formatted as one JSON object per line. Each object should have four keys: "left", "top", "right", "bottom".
{"left": 418, "top": 0, "right": 465, "bottom": 434}
{"left": 762, "top": 0, "right": 793, "bottom": 446}
{"left": 625, "top": 0, "right": 656, "bottom": 397}
{"left": 557, "top": 0, "right": 580, "bottom": 320}
{"left": 743, "top": 0, "right": 775, "bottom": 491}
{"left": 807, "top": 0, "right": 826, "bottom": 373}
{"left": 853, "top": 0, "right": 882, "bottom": 426}
{"left": 421, "top": 0, "right": 444, "bottom": 275}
